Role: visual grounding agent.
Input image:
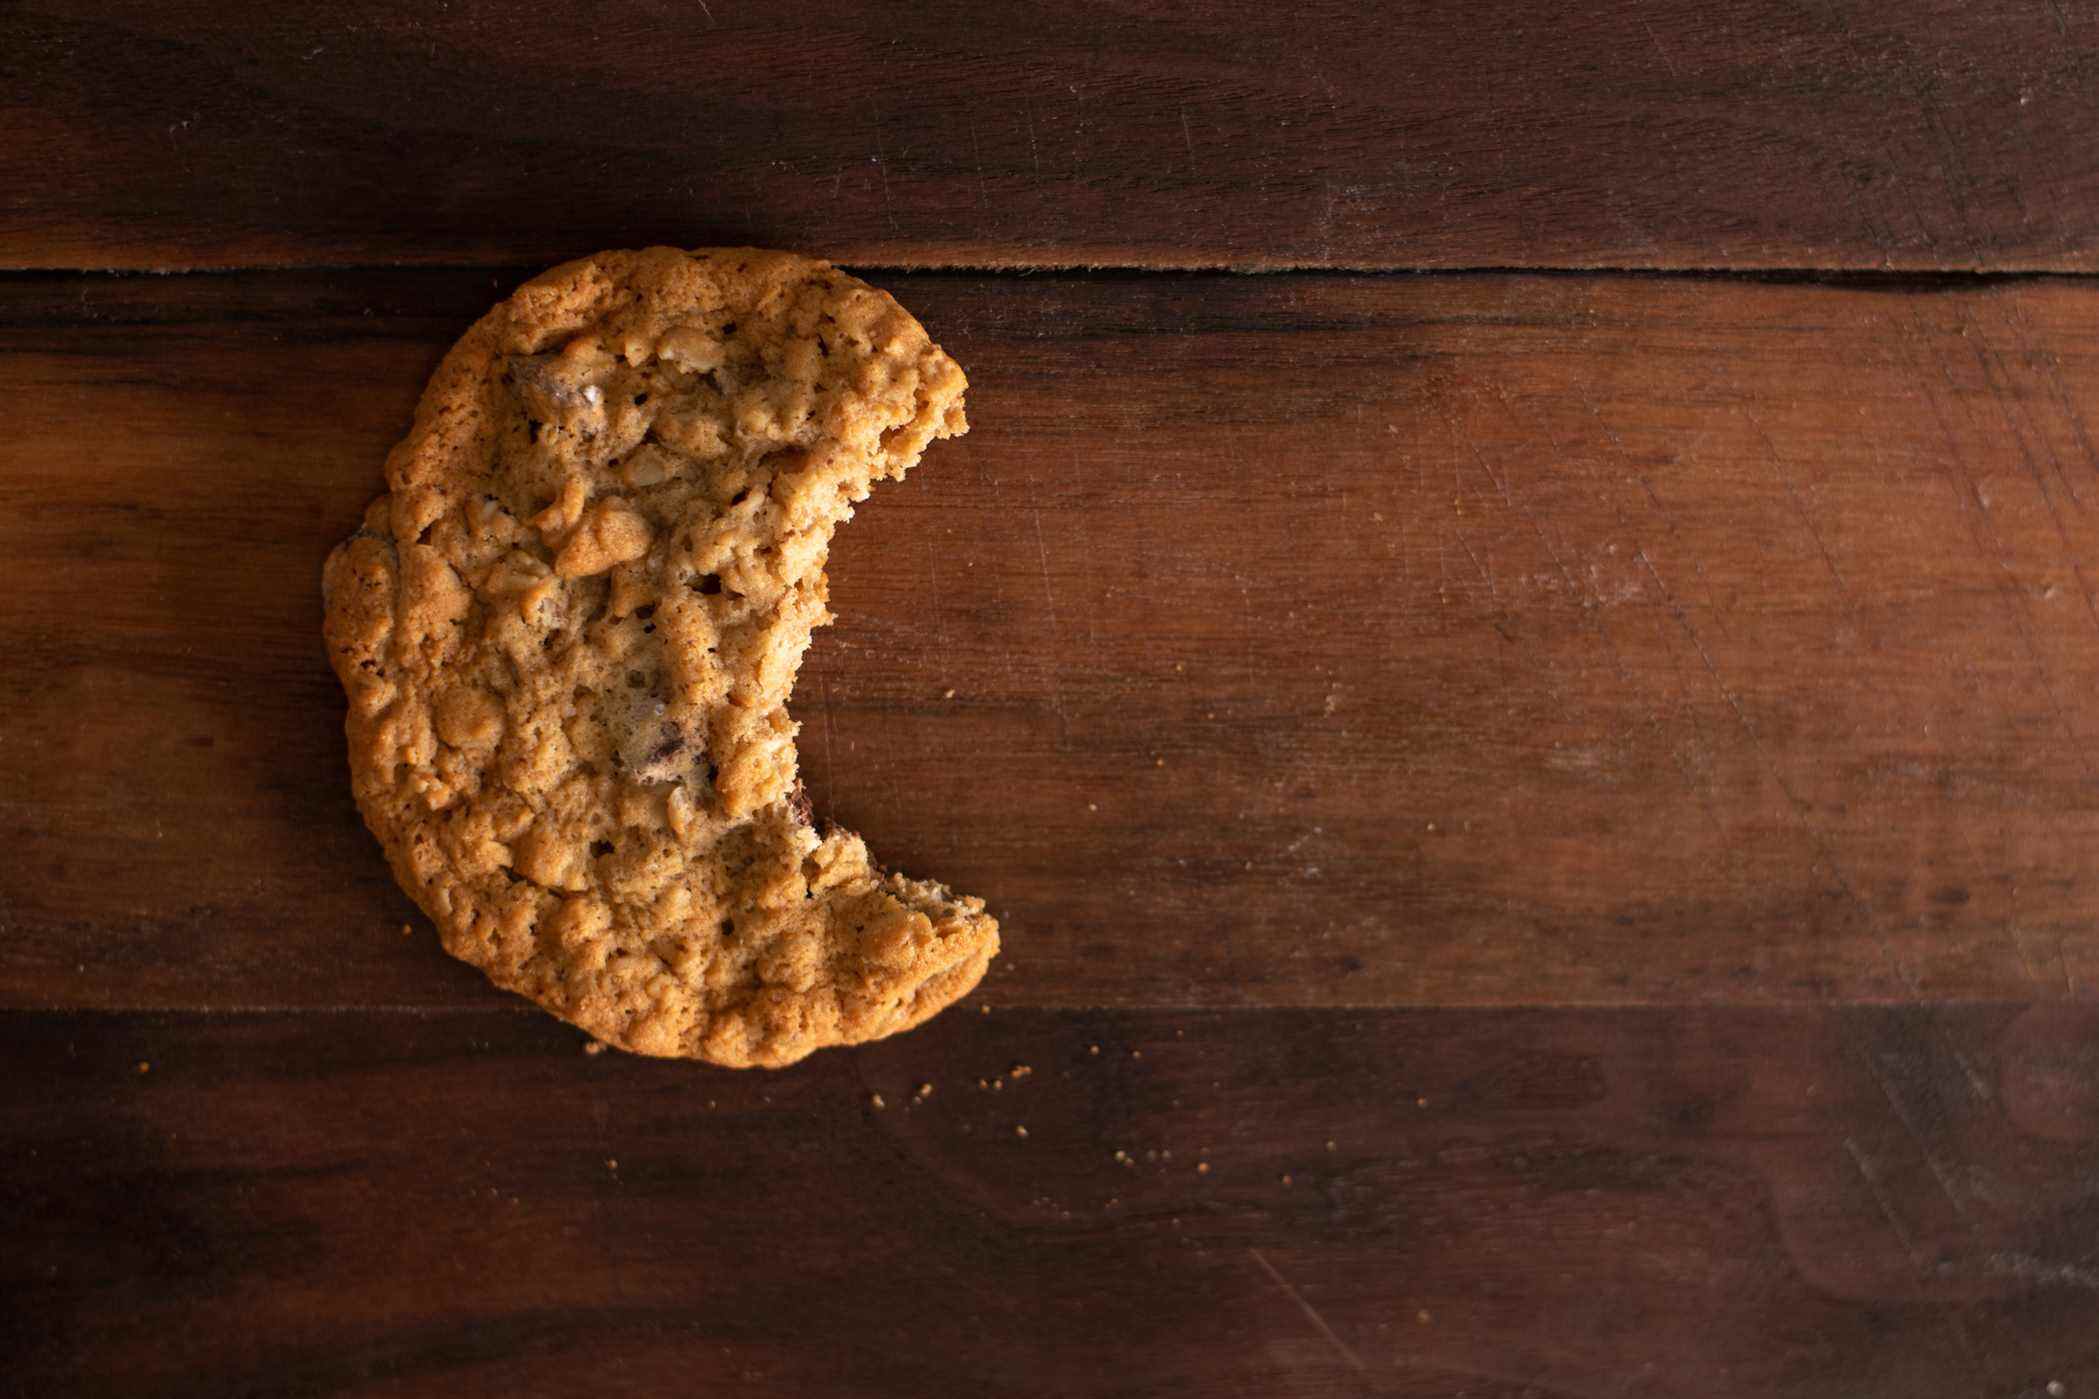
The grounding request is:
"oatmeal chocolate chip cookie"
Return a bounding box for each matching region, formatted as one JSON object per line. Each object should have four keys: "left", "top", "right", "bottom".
{"left": 323, "top": 247, "right": 998, "bottom": 1067}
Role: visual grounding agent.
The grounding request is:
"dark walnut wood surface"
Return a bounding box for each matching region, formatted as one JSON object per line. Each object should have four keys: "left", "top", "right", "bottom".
{"left": 4, "top": 4, "right": 2098, "bottom": 1396}
{"left": 6, "top": 0, "right": 2099, "bottom": 272}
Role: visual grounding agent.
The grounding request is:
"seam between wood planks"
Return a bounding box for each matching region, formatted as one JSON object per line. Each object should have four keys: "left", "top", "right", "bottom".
{"left": 0, "top": 999, "right": 2075, "bottom": 1018}
{"left": 3, "top": 264, "right": 2099, "bottom": 290}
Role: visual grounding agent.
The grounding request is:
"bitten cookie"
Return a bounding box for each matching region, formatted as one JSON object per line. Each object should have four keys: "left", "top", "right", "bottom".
{"left": 323, "top": 247, "right": 998, "bottom": 1067}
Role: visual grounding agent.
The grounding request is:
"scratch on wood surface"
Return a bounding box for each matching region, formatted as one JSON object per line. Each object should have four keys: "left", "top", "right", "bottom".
{"left": 1844, "top": 1136, "right": 1924, "bottom": 1265}
{"left": 2010, "top": 925, "right": 2047, "bottom": 990}
{"left": 1634, "top": 549, "right": 1752, "bottom": 733}
{"left": 1897, "top": 305, "right": 2096, "bottom": 781}
{"left": 1738, "top": 397, "right": 1854, "bottom": 604}
{"left": 1985, "top": 1251, "right": 2099, "bottom": 1291}
{"left": 1997, "top": 310, "right": 2085, "bottom": 507}
{"left": 921, "top": 534, "right": 954, "bottom": 657}
{"left": 1972, "top": 310, "right": 2085, "bottom": 514}
{"left": 2024, "top": 313, "right": 2099, "bottom": 489}
{"left": 1888, "top": 964, "right": 1995, "bottom": 1106}
{"left": 1456, "top": 531, "right": 1496, "bottom": 597}
{"left": 1969, "top": 325, "right": 2099, "bottom": 662}
{"left": 1030, "top": 507, "right": 1058, "bottom": 635}
{"left": 1626, "top": 465, "right": 1733, "bottom": 641}
{"left": 870, "top": 115, "right": 898, "bottom": 234}
{"left": 1641, "top": 18, "right": 1681, "bottom": 79}
{"left": 817, "top": 674, "right": 839, "bottom": 795}
{"left": 1180, "top": 107, "right": 1195, "bottom": 173}
{"left": 1950, "top": 1048, "right": 1992, "bottom": 1104}
{"left": 1248, "top": 1248, "right": 1368, "bottom": 1375}
{"left": 1864, "top": 1052, "right": 1969, "bottom": 1218}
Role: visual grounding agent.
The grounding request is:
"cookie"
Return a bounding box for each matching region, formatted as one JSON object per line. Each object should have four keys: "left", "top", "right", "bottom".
{"left": 323, "top": 248, "right": 998, "bottom": 1067}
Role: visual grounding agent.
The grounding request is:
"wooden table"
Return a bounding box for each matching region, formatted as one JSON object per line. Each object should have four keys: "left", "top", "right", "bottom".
{"left": 7, "top": 4, "right": 2099, "bottom": 1394}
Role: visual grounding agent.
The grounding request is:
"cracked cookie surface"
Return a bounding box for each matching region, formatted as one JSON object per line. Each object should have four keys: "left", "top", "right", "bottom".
{"left": 323, "top": 247, "right": 998, "bottom": 1067}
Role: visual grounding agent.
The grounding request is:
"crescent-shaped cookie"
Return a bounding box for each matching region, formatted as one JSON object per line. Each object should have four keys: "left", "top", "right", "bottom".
{"left": 323, "top": 248, "right": 998, "bottom": 1067}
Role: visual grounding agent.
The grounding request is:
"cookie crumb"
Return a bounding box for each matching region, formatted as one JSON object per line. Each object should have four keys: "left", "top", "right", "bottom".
{"left": 1088, "top": 1044, "right": 1101, "bottom": 1056}
{"left": 1154, "top": 756, "right": 1165, "bottom": 767}
{"left": 943, "top": 688, "right": 956, "bottom": 700}
{"left": 135, "top": 1061, "right": 151, "bottom": 1075}
{"left": 1196, "top": 1161, "right": 1211, "bottom": 1175}
{"left": 1325, "top": 1139, "right": 1336, "bottom": 1151}
{"left": 1417, "top": 1310, "right": 1432, "bottom": 1325}
{"left": 914, "top": 1082, "right": 934, "bottom": 1100}
{"left": 583, "top": 1041, "right": 605, "bottom": 1056}
{"left": 1130, "top": 1048, "right": 1143, "bottom": 1059}
{"left": 1009, "top": 1064, "right": 1033, "bottom": 1079}
{"left": 869, "top": 1093, "right": 887, "bottom": 1110}
{"left": 1416, "top": 1096, "right": 1429, "bottom": 1108}
{"left": 1280, "top": 1173, "right": 1293, "bottom": 1186}
{"left": 1014, "top": 1125, "right": 1029, "bottom": 1139}
{"left": 401, "top": 923, "right": 413, "bottom": 937}
{"left": 605, "top": 1158, "right": 618, "bottom": 1171}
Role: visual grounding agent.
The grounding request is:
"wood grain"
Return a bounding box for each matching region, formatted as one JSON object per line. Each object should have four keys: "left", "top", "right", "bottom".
{"left": 5, "top": 268, "right": 2099, "bottom": 1012}
{"left": 5, "top": 1004, "right": 2097, "bottom": 1397}
{"left": 7, "top": 0, "right": 2099, "bottom": 272}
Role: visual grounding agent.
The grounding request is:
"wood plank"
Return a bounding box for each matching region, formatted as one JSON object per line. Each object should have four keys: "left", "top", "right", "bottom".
{"left": 5, "top": 1004, "right": 2096, "bottom": 1396}
{"left": 6, "top": 269, "right": 2099, "bottom": 1012}
{"left": 6, "top": 1, "right": 2099, "bottom": 272}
